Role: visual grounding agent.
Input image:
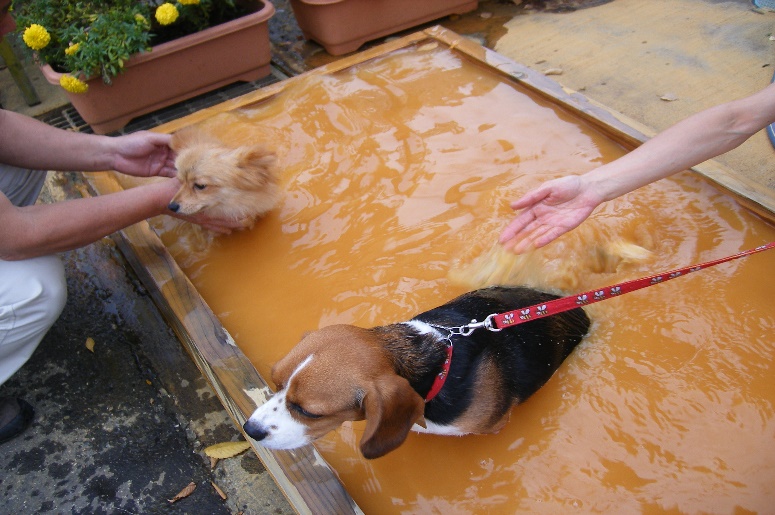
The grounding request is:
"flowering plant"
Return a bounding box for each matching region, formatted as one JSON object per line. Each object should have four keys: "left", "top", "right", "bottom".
{"left": 11, "top": 0, "right": 252, "bottom": 93}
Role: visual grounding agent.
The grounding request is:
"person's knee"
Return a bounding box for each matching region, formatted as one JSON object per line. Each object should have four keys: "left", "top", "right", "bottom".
{"left": 33, "top": 256, "right": 67, "bottom": 329}
{"left": 0, "top": 255, "right": 67, "bottom": 348}
{"left": 0, "top": 255, "right": 67, "bottom": 385}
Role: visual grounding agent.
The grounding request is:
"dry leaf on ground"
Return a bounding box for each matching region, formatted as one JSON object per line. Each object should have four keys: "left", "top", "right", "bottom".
{"left": 204, "top": 441, "right": 251, "bottom": 459}
{"left": 168, "top": 481, "right": 196, "bottom": 503}
{"left": 85, "top": 337, "right": 95, "bottom": 353}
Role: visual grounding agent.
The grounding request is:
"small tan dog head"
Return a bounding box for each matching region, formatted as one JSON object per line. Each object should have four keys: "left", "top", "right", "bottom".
{"left": 168, "top": 126, "right": 280, "bottom": 223}
{"left": 243, "top": 325, "right": 426, "bottom": 459}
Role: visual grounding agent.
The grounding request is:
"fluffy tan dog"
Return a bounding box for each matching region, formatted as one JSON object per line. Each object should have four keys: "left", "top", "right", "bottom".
{"left": 114, "top": 118, "right": 280, "bottom": 265}
{"left": 167, "top": 124, "right": 280, "bottom": 226}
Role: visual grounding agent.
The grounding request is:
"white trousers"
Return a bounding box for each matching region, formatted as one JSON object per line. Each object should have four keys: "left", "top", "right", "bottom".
{"left": 0, "top": 255, "right": 67, "bottom": 386}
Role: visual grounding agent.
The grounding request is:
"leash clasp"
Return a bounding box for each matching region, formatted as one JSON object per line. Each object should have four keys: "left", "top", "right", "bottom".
{"left": 450, "top": 314, "right": 501, "bottom": 336}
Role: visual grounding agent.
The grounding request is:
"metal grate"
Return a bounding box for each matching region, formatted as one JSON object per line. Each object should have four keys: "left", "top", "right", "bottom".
{"left": 37, "top": 67, "right": 287, "bottom": 134}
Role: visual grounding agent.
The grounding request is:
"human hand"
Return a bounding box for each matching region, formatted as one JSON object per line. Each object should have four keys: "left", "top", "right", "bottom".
{"left": 110, "top": 131, "right": 176, "bottom": 179}
{"left": 499, "top": 175, "right": 603, "bottom": 254}
{"left": 168, "top": 210, "right": 253, "bottom": 235}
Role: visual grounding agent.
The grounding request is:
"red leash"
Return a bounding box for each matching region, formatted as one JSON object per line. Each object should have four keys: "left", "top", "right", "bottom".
{"left": 424, "top": 241, "right": 775, "bottom": 402}
{"left": 491, "top": 241, "right": 775, "bottom": 330}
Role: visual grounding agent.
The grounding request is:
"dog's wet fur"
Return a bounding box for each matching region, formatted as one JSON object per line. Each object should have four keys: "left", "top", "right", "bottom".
{"left": 168, "top": 125, "right": 280, "bottom": 224}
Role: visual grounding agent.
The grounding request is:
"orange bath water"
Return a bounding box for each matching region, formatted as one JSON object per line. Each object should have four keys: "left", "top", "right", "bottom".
{"left": 157, "top": 46, "right": 775, "bottom": 513}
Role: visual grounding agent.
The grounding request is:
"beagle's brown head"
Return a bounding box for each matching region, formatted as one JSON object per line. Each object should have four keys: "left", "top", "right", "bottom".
{"left": 243, "top": 324, "right": 426, "bottom": 459}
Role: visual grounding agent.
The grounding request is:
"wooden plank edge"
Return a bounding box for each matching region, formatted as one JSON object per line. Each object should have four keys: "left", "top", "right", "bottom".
{"left": 147, "top": 31, "right": 432, "bottom": 135}
{"left": 84, "top": 172, "right": 362, "bottom": 515}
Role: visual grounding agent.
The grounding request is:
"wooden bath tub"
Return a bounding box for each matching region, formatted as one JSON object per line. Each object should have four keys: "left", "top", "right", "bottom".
{"left": 84, "top": 27, "right": 775, "bottom": 514}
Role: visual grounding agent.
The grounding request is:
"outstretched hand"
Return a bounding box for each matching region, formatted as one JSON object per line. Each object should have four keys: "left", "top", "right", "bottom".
{"left": 499, "top": 175, "right": 604, "bottom": 254}
{"left": 111, "top": 131, "right": 176, "bottom": 179}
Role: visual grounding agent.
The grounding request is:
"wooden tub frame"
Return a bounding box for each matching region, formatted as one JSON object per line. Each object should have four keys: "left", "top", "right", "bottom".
{"left": 83, "top": 27, "right": 775, "bottom": 514}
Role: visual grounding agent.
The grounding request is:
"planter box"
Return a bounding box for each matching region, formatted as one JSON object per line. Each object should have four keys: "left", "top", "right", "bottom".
{"left": 289, "top": 0, "right": 478, "bottom": 55}
{"left": 42, "top": 0, "right": 275, "bottom": 134}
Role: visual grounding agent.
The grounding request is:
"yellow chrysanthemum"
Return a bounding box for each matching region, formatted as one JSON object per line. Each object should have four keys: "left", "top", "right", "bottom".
{"left": 64, "top": 43, "right": 80, "bottom": 56}
{"left": 59, "top": 75, "right": 89, "bottom": 94}
{"left": 22, "top": 24, "right": 51, "bottom": 51}
{"left": 155, "top": 3, "right": 179, "bottom": 25}
{"left": 179, "top": 0, "right": 200, "bottom": 4}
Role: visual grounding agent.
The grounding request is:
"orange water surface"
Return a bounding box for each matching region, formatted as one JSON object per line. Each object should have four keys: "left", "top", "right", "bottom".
{"left": 156, "top": 45, "right": 775, "bottom": 514}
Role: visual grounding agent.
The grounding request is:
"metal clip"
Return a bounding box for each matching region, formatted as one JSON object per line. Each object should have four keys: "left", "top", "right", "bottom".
{"left": 448, "top": 314, "right": 501, "bottom": 336}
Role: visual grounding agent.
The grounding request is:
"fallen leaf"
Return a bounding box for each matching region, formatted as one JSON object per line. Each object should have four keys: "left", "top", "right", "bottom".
{"left": 544, "top": 68, "right": 563, "bottom": 76}
{"left": 168, "top": 481, "right": 196, "bottom": 503}
{"left": 210, "top": 456, "right": 220, "bottom": 469}
{"left": 204, "top": 441, "right": 251, "bottom": 459}
{"left": 85, "top": 337, "right": 95, "bottom": 353}
{"left": 660, "top": 93, "right": 679, "bottom": 102}
{"left": 211, "top": 481, "right": 227, "bottom": 500}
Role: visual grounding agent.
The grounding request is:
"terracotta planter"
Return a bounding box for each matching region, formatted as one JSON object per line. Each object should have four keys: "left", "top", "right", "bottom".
{"left": 289, "top": 0, "right": 478, "bottom": 55}
{"left": 41, "top": 0, "right": 275, "bottom": 134}
{"left": 0, "top": 0, "right": 15, "bottom": 35}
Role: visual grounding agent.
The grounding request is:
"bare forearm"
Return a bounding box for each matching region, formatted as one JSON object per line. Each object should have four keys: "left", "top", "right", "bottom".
{"left": 584, "top": 84, "right": 775, "bottom": 201}
{"left": 0, "top": 109, "right": 116, "bottom": 171}
{"left": 0, "top": 180, "right": 177, "bottom": 260}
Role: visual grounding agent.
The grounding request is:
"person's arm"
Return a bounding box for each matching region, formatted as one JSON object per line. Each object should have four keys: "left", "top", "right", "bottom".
{"left": 0, "top": 110, "right": 253, "bottom": 260}
{"left": 0, "top": 178, "right": 248, "bottom": 261}
{"left": 0, "top": 179, "right": 177, "bottom": 260}
{"left": 0, "top": 109, "right": 175, "bottom": 178}
{"left": 500, "top": 82, "right": 775, "bottom": 253}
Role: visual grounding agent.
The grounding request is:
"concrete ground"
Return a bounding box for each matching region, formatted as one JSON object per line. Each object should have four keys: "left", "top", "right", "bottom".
{"left": 1, "top": 0, "right": 772, "bottom": 513}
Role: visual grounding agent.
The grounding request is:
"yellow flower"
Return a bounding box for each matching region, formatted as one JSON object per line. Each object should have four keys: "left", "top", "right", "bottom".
{"left": 59, "top": 75, "right": 89, "bottom": 94}
{"left": 179, "top": 0, "right": 200, "bottom": 4}
{"left": 64, "top": 43, "right": 80, "bottom": 56}
{"left": 134, "top": 13, "right": 149, "bottom": 26}
{"left": 22, "top": 24, "right": 51, "bottom": 51}
{"left": 155, "top": 3, "right": 179, "bottom": 25}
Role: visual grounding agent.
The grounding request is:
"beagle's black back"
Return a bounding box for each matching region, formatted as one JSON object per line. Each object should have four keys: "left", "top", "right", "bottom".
{"left": 417, "top": 286, "right": 590, "bottom": 426}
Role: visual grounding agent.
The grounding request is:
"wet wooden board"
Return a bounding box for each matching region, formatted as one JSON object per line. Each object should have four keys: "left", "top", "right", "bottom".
{"left": 83, "top": 26, "right": 775, "bottom": 515}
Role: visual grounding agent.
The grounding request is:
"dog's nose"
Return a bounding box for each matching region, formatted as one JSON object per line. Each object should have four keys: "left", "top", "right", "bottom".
{"left": 243, "top": 420, "right": 268, "bottom": 441}
{"left": 168, "top": 201, "right": 180, "bottom": 212}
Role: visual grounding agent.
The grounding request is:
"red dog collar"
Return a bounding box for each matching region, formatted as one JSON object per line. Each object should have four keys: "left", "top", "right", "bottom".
{"left": 425, "top": 342, "right": 453, "bottom": 402}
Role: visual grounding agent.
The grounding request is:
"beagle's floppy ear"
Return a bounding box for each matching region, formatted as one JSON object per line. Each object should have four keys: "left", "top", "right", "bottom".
{"left": 359, "top": 374, "right": 425, "bottom": 459}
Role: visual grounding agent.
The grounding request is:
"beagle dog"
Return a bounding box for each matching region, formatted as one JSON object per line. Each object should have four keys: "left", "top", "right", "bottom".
{"left": 243, "top": 286, "right": 590, "bottom": 459}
